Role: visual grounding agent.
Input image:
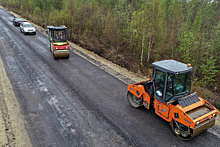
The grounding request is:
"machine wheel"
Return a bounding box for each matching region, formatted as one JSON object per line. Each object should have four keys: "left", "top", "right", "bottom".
{"left": 127, "top": 91, "right": 142, "bottom": 108}
{"left": 170, "top": 119, "right": 192, "bottom": 141}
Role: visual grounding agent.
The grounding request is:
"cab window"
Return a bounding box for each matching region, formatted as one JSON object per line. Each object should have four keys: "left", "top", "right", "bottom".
{"left": 173, "top": 72, "right": 191, "bottom": 96}
{"left": 165, "top": 73, "right": 173, "bottom": 101}
{"left": 54, "top": 30, "right": 66, "bottom": 40}
{"left": 48, "top": 30, "right": 53, "bottom": 41}
{"left": 165, "top": 72, "right": 191, "bottom": 102}
{"left": 154, "top": 70, "right": 166, "bottom": 98}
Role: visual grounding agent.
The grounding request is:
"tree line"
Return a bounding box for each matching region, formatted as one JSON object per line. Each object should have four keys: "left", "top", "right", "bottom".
{"left": 0, "top": 0, "right": 220, "bottom": 92}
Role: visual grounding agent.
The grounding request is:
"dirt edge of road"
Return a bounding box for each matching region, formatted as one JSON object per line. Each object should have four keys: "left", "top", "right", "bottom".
{"left": 0, "top": 56, "right": 32, "bottom": 146}
{"left": 0, "top": 5, "right": 219, "bottom": 141}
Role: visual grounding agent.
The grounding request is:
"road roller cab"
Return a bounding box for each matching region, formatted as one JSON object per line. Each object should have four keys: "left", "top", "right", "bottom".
{"left": 127, "top": 60, "right": 219, "bottom": 140}
{"left": 47, "top": 25, "right": 70, "bottom": 59}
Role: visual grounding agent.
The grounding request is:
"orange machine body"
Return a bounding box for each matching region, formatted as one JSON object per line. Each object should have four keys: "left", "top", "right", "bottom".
{"left": 126, "top": 60, "right": 219, "bottom": 140}
{"left": 127, "top": 81, "right": 218, "bottom": 129}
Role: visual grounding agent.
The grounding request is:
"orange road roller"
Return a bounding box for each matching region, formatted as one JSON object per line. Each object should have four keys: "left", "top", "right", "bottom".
{"left": 127, "top": 59, "right": 219, "bottom": 140}
{"left": 47, "top": 25, "right": 70, "bottom": 59}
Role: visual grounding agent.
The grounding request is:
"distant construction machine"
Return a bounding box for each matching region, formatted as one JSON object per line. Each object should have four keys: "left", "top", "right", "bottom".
{"left": 47, "top": 25, "right": 70, "bottom": 59}
{"left": 127, "top": 59, "right": 219, "bottom": 140}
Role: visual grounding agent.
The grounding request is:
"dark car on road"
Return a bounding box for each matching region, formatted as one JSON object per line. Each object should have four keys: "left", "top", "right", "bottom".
{"left": 13, "top": 18, "right": 23, "bottom": 26}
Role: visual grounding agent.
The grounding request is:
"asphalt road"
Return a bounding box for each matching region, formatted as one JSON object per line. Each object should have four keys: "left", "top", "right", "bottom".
{"left": 0, "top": 8, "right": 220, "bottom": 147}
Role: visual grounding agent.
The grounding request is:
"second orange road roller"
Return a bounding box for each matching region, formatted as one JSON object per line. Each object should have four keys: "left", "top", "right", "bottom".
{"left": 47, "top": 25, "right": 70, "bottom": 59}
{"left": 127, "top": 59, "right": 219, "bottom": 140}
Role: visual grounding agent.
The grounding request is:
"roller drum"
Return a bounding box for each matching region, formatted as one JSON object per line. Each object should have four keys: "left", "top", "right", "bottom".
{"left": 171, "top": 117, "right": 216, "bottom": 141}
{"left": 53, "top": 50, "right": 70, "bottom": 59}
{"left": 191, "top": 117, "right": 215, "bottom": 138}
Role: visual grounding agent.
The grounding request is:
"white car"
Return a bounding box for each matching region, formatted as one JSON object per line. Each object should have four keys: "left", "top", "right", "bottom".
{"left": 20, "top": 22, "right": 36, "bottom": 35}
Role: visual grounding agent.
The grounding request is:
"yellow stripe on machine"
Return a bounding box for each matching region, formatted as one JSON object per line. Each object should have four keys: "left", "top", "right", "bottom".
{"left": 53, "top": 42, "right": 68, "bottom": 46}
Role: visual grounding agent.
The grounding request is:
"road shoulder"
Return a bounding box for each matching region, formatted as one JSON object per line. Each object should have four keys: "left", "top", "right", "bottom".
{"left": 0, "top": 49, "right": 32, "bottom": 146}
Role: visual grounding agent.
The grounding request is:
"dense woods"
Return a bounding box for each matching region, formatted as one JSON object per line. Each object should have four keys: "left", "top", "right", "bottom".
{"left": 0, "top": 0, "right": 219, "bottom": 96}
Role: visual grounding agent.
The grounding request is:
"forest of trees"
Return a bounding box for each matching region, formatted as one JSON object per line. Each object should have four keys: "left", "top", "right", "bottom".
{"left": 0, "top": 0, "right": 220, "bottom": 94}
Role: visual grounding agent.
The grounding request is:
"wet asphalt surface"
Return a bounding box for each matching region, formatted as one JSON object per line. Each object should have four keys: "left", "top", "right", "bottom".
{"left": 0, "top": 8, "right": 220, "bottom": 147}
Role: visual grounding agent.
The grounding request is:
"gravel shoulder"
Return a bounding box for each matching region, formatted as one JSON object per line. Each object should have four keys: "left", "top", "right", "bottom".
{"left": 0, "top": 55, "right": 31, "bottom": 146}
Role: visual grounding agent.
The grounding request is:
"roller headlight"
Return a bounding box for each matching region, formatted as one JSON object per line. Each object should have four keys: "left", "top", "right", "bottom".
{"left": 196, "top": 121, "right": 200, "bottom": 125}
{"left": 212, "top": 113, "right": 215, "bottom": 117}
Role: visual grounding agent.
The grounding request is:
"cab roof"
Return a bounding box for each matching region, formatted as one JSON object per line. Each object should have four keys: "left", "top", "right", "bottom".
{"left": 47, "top": 25, "right": 67, "bottom": 30}
{"left": 152, "top": 59, "right": 192, "bottom": 74}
